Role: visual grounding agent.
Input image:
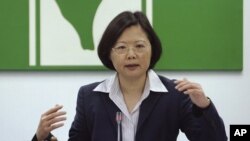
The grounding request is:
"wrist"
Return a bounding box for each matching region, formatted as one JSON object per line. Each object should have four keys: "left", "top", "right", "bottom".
{"left": 199, "top": 97, "right": 211, "bottom": 109}
{"left": 35, "top": 133, "right": 42, "bottom": 141}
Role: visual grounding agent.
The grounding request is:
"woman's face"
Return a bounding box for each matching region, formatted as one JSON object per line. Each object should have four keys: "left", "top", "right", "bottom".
{"left": 110, "top": 25, "right": 152, "bottom": 79}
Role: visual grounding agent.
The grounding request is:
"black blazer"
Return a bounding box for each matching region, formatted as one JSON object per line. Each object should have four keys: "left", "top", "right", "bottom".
{"left": 68, "top": 76, "right": 227, "bottom": 141}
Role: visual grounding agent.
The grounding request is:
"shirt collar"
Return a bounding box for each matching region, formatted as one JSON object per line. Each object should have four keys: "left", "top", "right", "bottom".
{"left": 93, "top": 69, "right": 168, "bottom": 93}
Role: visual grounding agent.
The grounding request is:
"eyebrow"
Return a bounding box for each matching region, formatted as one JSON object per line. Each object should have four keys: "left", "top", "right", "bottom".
{"left": 135, "top": 40, "right": 147, "bottom": 43}
{"left": 115, "top": 40, "right": 148, "bottom": 44}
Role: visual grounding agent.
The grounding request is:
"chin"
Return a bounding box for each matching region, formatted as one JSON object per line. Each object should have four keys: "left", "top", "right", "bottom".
{"left": 126, "top": 70, "right": 146, "bottom": 78}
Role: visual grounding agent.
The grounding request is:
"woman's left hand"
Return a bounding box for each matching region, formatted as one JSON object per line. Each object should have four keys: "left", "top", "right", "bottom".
{"left": 174, "top": 78, "right": 210, "bottom": 108}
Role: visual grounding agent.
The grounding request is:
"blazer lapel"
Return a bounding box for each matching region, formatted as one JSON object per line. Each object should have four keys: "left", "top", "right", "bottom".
{"left": 137, "top": 91, "right": 162, "bottom": 131}
{"left": 100, "top": 92, "right": 120, "bottom": 130}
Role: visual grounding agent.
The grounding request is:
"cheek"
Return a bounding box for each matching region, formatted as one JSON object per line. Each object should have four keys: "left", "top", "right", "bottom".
{"left": 142, "top": 52, "right": 152, "bottom": 65}
{"left": 110, "top": 54, "right": 122, "bottom": 69}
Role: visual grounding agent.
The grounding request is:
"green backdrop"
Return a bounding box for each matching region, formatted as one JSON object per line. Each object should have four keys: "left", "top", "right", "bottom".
{"left": 0, "top": 0, "right": 242, "bottom": 70}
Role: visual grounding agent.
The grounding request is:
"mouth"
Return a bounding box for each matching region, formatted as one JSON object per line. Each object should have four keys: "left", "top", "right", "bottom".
{"left": 125, "top": 64, "right": 140, "bottom": 70}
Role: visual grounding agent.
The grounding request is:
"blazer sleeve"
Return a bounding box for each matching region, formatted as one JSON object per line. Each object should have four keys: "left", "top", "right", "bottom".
{"left": 31, "top": 134, "right": 38, "bottom": 141}
{"left": 31, "top": 133, "right": 53, "bottom": 141}
{"left": 179, "top": 97, "right": 228, "bottom": 141}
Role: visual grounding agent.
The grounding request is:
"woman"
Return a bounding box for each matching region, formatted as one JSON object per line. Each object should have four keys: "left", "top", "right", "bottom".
{"left": 34, "top": 11, "right": 227, "bottom": 141}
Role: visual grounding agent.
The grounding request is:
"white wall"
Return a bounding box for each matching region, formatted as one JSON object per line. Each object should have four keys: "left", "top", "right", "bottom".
{"left": 0, "top": 1, "right": 249, "bottom": 140}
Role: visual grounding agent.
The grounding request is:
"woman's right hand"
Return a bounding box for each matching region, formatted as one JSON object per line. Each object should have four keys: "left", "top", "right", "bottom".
{"left": 36, "top": 105, "right": 66, "bottom": 141}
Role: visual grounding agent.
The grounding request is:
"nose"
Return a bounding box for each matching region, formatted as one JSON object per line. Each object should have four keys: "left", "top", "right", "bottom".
{"left": 127, "top": 47, "right": 136, "bottom": 59}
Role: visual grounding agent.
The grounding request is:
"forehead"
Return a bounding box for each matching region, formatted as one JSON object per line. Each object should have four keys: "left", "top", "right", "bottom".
{"left": 116, "top": 25, "right": 149, "bottom": 43}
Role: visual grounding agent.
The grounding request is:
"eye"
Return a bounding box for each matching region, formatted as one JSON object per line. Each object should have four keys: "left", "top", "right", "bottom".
{"left": 136, "top": 44, "right": 145, "bottom": 48}
{"left": 116, "top": 45, "right": 126, "bottom": 50}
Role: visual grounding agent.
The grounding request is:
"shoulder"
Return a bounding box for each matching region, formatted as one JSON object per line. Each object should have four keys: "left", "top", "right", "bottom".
{"left": 157, "top": 75, "right": 189, "bottom": 100}
{"left": 75, "top": 81, "right": 106, "bottom": 107}
{"left": 77, "top": 81, "right": 103, "bottom": 97}
{"left": 157, "top": 75, "right": 177, "bottom": 91}
{"left": 79, "top": 81, "right": 101, "bottom": 91}
{"left": 158, "top": 75, "right": 173, "bottom": 83}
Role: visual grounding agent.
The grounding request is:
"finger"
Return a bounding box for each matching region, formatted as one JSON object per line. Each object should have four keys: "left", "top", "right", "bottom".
{"left": 174, "top": 78, "right": 188, "bottom": 83}
{"left": 183, "top": 89, "right": 203, "bottom": 95}
{"left": 43, "top": 105, "right": 63, "bottom": 116}
{"left": 48, "top": 116, "right": 67, "bottom": 126}
{"left": 49, "top": 122, "right": 65, "bottom": 131}
{"left": 45, "top": 111, "right": 67, "bottom": 121}
{"left": 177, "top": 83, "right": 200, "bottom": 92}
{"left": 41, "top": 116, "right": 66, "bottom": 133}
{"left": 40, "top": 110, "right": 65, "bottom": 124}
{"left": 42, "top": 112, "right": 66, "bottom": 128}
{"left": 175, "top": 79, "right": 189, "bottom": 89}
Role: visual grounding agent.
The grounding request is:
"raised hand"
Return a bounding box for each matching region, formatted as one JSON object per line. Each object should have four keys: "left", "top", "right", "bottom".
{"left": 174, "top": 78, "right": 210, "bottom": 108}
{"left": 36, "top": 105, "right": 66, "bottom": 141}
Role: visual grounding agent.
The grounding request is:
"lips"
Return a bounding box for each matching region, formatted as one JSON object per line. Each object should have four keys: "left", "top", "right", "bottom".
{"left": 125, "top": 64, "right": 139, "bottom": 70}
{"left": 125, "top": 64, "right": 139, "bottom": 67}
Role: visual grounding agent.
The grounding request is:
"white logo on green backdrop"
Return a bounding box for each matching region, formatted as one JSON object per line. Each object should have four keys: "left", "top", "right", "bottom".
{"left": 30, "top": 0, "right": 152, "bottom": 68}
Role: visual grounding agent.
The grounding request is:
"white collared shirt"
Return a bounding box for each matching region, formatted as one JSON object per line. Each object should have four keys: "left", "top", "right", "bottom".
{"left": 94, "top": 69, "right": 168, "bottom": 141}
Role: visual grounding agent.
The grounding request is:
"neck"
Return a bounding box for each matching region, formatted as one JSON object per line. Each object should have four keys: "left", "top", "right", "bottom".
{"left": 118, "top": 73, "right": 147, "bottom": 95}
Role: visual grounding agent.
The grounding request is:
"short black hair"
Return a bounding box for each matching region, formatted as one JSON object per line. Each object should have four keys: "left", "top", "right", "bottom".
{"left": 98, "top": 11, "right": 162, "bottom": 70}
